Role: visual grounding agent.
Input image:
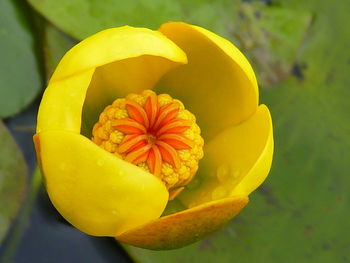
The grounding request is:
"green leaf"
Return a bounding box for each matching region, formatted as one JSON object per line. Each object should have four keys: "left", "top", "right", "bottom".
{"left": 27, "top": 0, "right": 236, "bottom": 39}
{"left": 43, "top": 23, "right": 77, "bottom": 80}
{"left": 124, "top": 0, "right": 350, "bottom": 262}
{"left": 231, "top": 2, "right": 312, "bottom": 86}
{"left": 0, "top": 121, "right": 27, "bottom": 244}
{"left": 28, "top": 0, "right": 310, "bottom": 86}
{"left": 0, "top": 168, "right": 41, "bottom": 263}
{"left": 0, "top": 0, "right": 41, "bottom": 118}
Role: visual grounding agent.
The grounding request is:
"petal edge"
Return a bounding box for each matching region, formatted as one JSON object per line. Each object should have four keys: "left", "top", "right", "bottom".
{"left": 35, "top": 130, "right": 168, "bottom": 236}
{"left": 116, "top": 196, "right": 248, "bottom": 250}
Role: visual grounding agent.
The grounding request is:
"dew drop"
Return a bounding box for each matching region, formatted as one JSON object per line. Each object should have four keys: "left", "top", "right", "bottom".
{"left": 211, "top": 186, "right": 228, "bottom": 200}
{"left": 226, "top": 168, "right": 242, "bottom": 187}
{"left": 216, "top": 165, "right": 230, "bottom": 182}
{"left": 232, "top": 169, "right": 241, "bottom": 179}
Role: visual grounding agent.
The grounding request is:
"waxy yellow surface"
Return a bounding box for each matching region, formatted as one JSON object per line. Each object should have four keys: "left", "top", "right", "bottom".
{"left": 35, "top": 131, "right": 168, "bottom": 236}
{"left": 34, "top": 22, "right": 273, "bottom": 250}
{"left": 117, "top": 196, "right": 248, "bottom": 250}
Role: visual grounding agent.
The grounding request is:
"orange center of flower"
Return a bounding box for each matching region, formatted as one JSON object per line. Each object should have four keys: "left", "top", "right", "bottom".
{"left": 92, "top": 90, "right": 204, "bottom": 199}
{"left": 112, "top": 93, "right": 194, "bottom": 176}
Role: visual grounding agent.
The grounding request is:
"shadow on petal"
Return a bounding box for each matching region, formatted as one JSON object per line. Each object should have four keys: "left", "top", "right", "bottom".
{"left": 178, "top": 105, "right": 273, "bottom": 208}
{"left": 156, "top": 22, "right": 258, "bottom": 140}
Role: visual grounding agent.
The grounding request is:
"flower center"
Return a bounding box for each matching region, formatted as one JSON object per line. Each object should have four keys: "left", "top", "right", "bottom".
{"left": 146, "top": 133, "right": 157, "bottom": 144}
{"left": 92, "top": 90, "right": 204, "bottom": 199}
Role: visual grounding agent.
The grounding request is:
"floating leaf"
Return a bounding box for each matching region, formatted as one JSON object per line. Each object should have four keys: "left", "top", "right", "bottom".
{"left": 0, "top": 0, "right": 41, "bottom": 118}
{"left": 43, "top": 23, "right": 77, "bottom": 79}
{"left": 28, "top": 0, "right": 310, "bottom": 87}
{"left": 0, "top": 121, "right": 27, "bottom": 244}
{"left": 28, "top": 0, "right": 235, "bottom": 39}
{"left": 125, "top": 0, "right": 350, "bottom": 262}
{"left": 231, "top": 2, "right": 312, "bottom": 86}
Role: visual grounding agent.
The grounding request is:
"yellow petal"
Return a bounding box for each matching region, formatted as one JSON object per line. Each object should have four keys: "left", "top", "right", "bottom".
{"left": 38, "top": 26, "right": 187, "bottom": 133}
{"left": 82, "top": 55, "right": 186, "bottom": 135}
{"left": 34, "top": 131, "right": 168, "bottom": 236}
{"left": 155, "top": 22, "right": 258, "bottom": 139}
{"left": 116, "top": 196, "right": 248, "bottom": 250}
{"left": 179, "top": 105, "right": 273, "bottom": 207}
{"left": 51, "top": 26, "right": 187, "bottom": 82}
{"left": 37, "top": 69, "right": 95, "bottom": 133}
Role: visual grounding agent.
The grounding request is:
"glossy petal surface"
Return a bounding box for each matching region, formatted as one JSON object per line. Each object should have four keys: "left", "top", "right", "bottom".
{"left": 179, "top": 105, "right": 273, "bottom": 207}
{"left": 116, "top": 196, "right": 248, "bottom": 250}
{"left": 83, "top": 55, "right": 187, "bottom": 134}
{"left": 37, "top": 26, "right": 187, "bottom": 134}
{"left": 33, "top": 23, "right": 274, "bottom": 250}
{"left": 156, "top": 22, "right": 258, "bottom": 139}
{"left": 51, "top": 26, "right": 187, "bottom": 82}
{"left": 37, "top": 69, "right": 95, "bottom": 133}
{"left": 34, "top": 131, "right": 168, "bottom": 236}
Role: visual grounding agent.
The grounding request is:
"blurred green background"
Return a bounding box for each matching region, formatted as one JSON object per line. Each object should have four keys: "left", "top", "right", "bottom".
{"left": 0, "top": 0, "right": 349, "bottom": 262}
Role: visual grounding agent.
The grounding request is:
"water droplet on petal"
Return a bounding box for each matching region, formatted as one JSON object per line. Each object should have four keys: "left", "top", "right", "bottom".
{"left": 233, "top": 169, "right": 241, "bottom": 179}
{"left": 226, "top": 168, "right": 242, "bottom": 188}
{"left": 211, "top": 185, "right": 228, "bottom": 200}
{"left": 216, "top": 165, "right": 230, "bottom": 182}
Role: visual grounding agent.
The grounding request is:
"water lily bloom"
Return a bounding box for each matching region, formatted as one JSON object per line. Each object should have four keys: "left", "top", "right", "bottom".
{"left": 34, "top": 22, "right": 273, "bottom": 250}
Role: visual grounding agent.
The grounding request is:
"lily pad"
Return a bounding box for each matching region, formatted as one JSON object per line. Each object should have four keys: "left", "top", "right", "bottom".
{"left": 125, "top": 0, "right": 350, "bottom": 262}
{"left": 0, "top": 0, "right": 41, "bottom": 118}
{"left": 28, "top": 0, "right": 310, "bottom": 87}
{"left": 230, "top": 2, "right": 312, "bottom": 86}
{"left": 43, "top": 23, "right": 77, "bottom": 79}
{"left": 0, "top": 121, "right": 27, "bottom": 244}
{"left": 28, "top": 0, "right": 233, "bottom": 39}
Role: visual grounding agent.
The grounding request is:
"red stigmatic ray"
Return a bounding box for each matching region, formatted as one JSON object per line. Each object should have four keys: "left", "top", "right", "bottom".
{"left": 113, "top": 94, "right": 193, "bottom": 178}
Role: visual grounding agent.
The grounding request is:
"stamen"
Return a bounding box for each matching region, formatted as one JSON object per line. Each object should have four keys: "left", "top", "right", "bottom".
{"left": 144, "top": 93, "right": 159, "bottom": 128}
{"left": 156, "top": 141, "right": 180, "bottom": 169}
{"left": 153, "top": 102, "right": 180, "bottom": 130}
{"left": 125, "top": 100, "right": 149, "bottom": 128}
{"left": 112, "top": 118, "right": 146, "bottom": 134}
{"left": 92, "top": 90, "right": 204, "bottom": 198}
{"left": 118, "top": 134, "right": 148, "bottom": 153}
{"left": 158, "top": 134, "right": 194, "bottom": 149}
{"left": 125, "top": 144, "right": 152, "bottom": 164}
{"left": 156, "top": 119, "right": 192, "bottom": 136}
{"left": 147, "top": 145, "right": 162, "bottom": 177}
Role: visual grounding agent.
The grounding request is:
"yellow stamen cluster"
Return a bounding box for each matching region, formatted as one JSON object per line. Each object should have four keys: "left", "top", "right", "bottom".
{"left": 92, "top": 90, "right": 204, "bottom": 199}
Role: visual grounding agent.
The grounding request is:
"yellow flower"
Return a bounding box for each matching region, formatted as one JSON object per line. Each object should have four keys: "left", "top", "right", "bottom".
{"left": 33, "top": 22, "right": 273, "bottom": 250}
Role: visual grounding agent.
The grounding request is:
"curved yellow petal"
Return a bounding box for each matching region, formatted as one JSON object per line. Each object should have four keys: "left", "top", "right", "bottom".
{"left": 155, "top": 22, "right": 258, "bottom": 139}
{"left": 34, "top": 131, "right": 168, "bottom": 236}
{"left": 82, "top": 55, "right": 186, "bottom": 135}
{"left": 37, "top": 69, "right": 95, "bottom": 133}
{"left": 116, "top": 196, "right": 248, "bottom": 250}
{"left": 38, "top": 26, "right": 187, "bottom": 134}
{"left": 231, "top": 107, "right": 273, "bottom": 196}
{"left": 51, "top": 26, "right": 187, "bottom": 82}
{"left": 179, "top": 105, "right": 273, "bottom": 207}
